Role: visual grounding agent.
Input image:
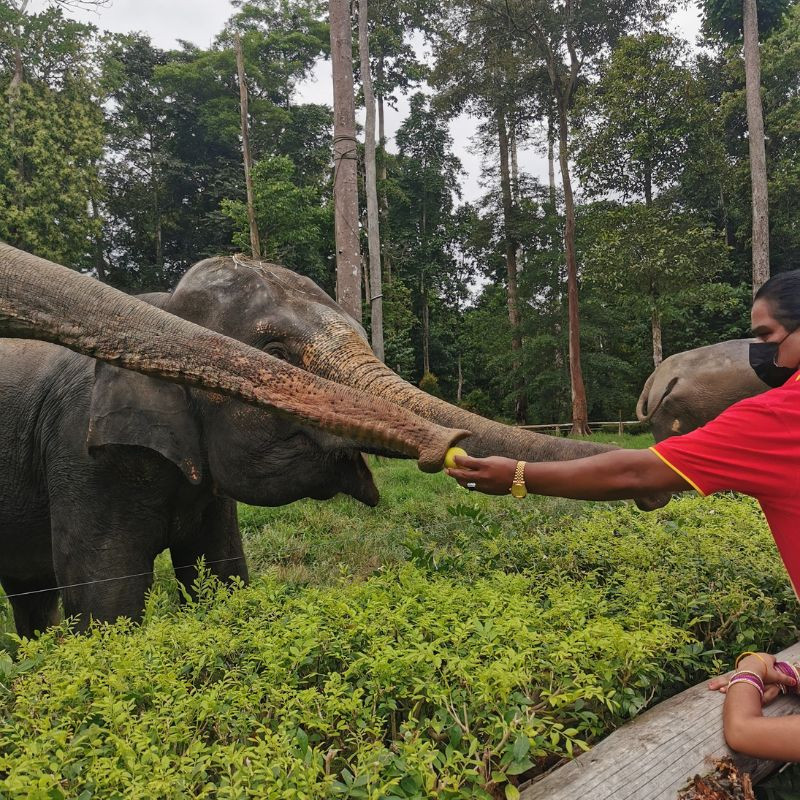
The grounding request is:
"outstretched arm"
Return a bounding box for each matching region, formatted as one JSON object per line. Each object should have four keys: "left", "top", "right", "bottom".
{"left": 446, "top": 449, "right": 691, "bottom": 500}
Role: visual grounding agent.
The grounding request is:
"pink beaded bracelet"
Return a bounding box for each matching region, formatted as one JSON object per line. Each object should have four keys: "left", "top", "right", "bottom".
{"left": 728, "top": 669, "right": 765, "bottom": 699}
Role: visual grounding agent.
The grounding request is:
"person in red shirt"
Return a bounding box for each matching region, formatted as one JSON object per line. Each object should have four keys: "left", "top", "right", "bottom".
{"left": 445, "top": 270, "right": 800, "bottom": 761}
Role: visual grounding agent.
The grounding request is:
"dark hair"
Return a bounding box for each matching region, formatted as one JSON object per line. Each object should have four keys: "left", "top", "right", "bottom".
{"left": 754, "top": 270, "right": 800, "bottom": 331}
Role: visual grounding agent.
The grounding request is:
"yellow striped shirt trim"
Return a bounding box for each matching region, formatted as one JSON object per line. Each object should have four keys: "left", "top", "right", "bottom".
{"left": 648, "top": 447, "right": 707, "bottom": 497}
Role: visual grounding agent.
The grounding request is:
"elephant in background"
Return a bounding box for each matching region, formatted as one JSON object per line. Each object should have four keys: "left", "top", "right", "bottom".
{"left": 636, "top": 339, "right": 768, "bottom": 442}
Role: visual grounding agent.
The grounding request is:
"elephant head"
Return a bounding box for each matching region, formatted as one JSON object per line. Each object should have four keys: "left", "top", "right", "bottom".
{"left": 636, "top": 339, "right": 769, "bottom": 442}
{"left": 0, "top": 243, "right": 467, "bottom": 502}
{"left": 158, "top": 255, "right": 669, "bottom": 510}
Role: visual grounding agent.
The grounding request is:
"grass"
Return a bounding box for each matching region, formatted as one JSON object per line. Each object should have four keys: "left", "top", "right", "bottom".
{"left": 239, "top": 432, "right": 654, "bottom": 586}
{"left": 0, "top": 433, "right": 654, "bottom": 638}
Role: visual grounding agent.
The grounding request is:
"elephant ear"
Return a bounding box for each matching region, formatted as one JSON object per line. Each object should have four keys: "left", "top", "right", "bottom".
{"left": 87, "top": 360, "right": 203, "bottom": 485}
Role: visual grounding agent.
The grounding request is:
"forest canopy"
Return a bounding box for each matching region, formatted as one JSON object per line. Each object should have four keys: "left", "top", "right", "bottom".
{"left": 2, "top": 0, "right": 798, "bottom": 425}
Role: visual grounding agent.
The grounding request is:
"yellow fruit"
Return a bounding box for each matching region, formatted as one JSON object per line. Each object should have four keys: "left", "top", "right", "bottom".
{"left": 444, "top": 447, "right": 468, "bottom": 469}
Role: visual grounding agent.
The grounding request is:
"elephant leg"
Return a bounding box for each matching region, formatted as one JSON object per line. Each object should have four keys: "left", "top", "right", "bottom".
{"left": 0, "top": 574, "right": 60, "bottom": 638}
{"left": 49, "top": 496, "right": 169, "bottom": 631}
{"left": 170, "top": 497, "right": 248, "bottom": 601}
{"left": 53, "top": 544, "right": 159, "bottom": 632}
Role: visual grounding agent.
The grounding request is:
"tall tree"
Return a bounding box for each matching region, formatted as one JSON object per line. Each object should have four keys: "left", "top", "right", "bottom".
{"left": 429, "top": 11, "right": 538, "bottom": 422}
{"left": 700, "top": 0, "right": 791, "bottom": 294}
{"left": 357, "top": 0, "right": 384, "bottom": 360}
{"left": 100, "top": 34, "right": 178, "bottom": 288}
{"left": 581, "top": 202, "right": 728, "bottom": 367}
{"left": 393, "top": 93, "right": 464, "bottom": 379}
{"left": 487, "top": 0, "right": 675, "bottom": 433}
{"left": 329, "top": 0, "right": 362, "bottom": 322}
{"left": 221, "top": 154, "right": 334, "bottom": 287}
{"left": 0, "top": 5, "right": 103, "bottom": 268}
{"left": 573, "top": 32, "right": 715, "bottom": 365}
{"left": 365, "top": 0, "right": 430, "bottom": 282}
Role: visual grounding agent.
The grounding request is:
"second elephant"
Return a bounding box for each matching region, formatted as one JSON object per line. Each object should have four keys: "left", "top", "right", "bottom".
{"left": 636, "top": 339, "right": 769, "bottom": 442}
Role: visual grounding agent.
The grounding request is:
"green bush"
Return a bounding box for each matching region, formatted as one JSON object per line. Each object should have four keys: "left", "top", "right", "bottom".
{"left": 1, "top": 488, "right": 797, "bottom": 798}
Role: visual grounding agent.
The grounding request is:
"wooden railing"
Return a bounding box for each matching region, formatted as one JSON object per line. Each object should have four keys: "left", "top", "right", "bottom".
{"left": 518, "top": 420, "right": 642, "bottom": 436}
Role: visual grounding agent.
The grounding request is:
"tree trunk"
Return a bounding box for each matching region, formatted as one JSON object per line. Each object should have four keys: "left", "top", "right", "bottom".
{"left": 89, "top": 195, "right": 107, "bottom": 283}
{"left": 497, "top": 109, "right": 526, "bottom": 424}
{"left": 329, "top": 0, "right": 362, "bottom": 323}
{"left": 149, "top": 133, "right": 163, "bottom": 273}
{"left": 651, "top": 306, "right": 663, "bottom": 368}
{"left": 357, "top": 0, "right": 384, "bottom": 361}
{"left": 743, "top": 0, "right": 770, "bottom": 295}
{"left": 721, "top": 185, "right": 735, "bottom": 248}
{"left": 556, "top": 100, "right": 590, "bottom": 436}
{"left": 235, "top": 33, "right": 262, "bottom": 259}
{"left": 421, "top": 283, "right": 430, "bottom": 376}
{"left": 377, "top": 59, "right": 391, "bottom": 283}
{"left": 362, "top": 252, "right": 371, "bottom": 303}
{"left": 457, "top": 352, "right": 463, "bottom": 404}
{"left": 547, "top": 106, "right": 557, "bottom": 208}
{"left": 510, "top": 120, "right": 521, "bottom": 202}
{"left": 421, "top": 201, "right": 430, "bottom": 376}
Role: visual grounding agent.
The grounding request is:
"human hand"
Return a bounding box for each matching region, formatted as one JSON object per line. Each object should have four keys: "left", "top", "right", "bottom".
{"left": 445, "top": 455, "right": 519, "bottom": 495}
{"left": 708, "top": 653, "right": 797, "bottom": 702}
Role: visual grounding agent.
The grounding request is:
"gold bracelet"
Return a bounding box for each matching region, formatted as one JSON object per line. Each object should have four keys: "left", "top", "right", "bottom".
{"left": 735, "top": 651, "right": 769, "bottom": 670}
{"left": 510, "top": 460, "right": 527, "bottom": 499}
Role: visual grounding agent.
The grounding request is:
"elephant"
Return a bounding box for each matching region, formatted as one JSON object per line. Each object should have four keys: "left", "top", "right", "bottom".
{"left": 636, "top": 339, "right": 769, "bottom": 442}
{"left": 0, "top": 243, "right": 465, "bottom": 636}
{"left": 0, "top": 243, "right": 664, "bottom": 637}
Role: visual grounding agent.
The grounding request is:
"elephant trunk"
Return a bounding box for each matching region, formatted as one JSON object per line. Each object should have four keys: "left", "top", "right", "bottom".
{"left": 636, "top": 369, "right": 657, "bottom": 423}
{"left": 0, "top": 242, "right": 466, "bottom": 471}
{"left": 302, "top": 320, "right": 621, "bottom": 463}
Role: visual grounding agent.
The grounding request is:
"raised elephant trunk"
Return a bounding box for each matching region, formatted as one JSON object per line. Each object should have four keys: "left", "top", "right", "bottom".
{"left": 635, "top": 369, "right": 657, "bottom": 423}
{"left": 0, "top": 242, "right": 466, "bottom": 470}
{"left": 302, "top": 318, "right": 672, "bottom": 510}
{"left": 303, "top": 317, "right": 625, "bottom": 462}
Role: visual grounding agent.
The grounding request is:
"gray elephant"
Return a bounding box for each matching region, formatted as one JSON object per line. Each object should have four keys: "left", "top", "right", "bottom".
{"left": 0, "top": 243, "right": 657, "bottom": 637}
{"left": 0, "top": 244, "right": 465, "bottom": 636}
{"left": 636, "top": 339, "right": 769, "bottom": 442}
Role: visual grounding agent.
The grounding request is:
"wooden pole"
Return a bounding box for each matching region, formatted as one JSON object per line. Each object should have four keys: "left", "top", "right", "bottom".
{"left": 235, "top": 33, "right": 261, "bottom": 259}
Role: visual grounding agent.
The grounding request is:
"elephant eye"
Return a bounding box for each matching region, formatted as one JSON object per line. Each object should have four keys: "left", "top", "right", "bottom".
{"left": 264, "top": 343, "right": 289, "bottom": 361}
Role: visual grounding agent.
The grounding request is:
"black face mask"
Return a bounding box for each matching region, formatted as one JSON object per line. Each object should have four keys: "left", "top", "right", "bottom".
{"left": 749, "top": 340, "right": 797, "bottom": 387}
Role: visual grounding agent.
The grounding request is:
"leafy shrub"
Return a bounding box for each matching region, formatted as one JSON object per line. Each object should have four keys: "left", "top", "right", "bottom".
{"left": 1, "top": 490, "right": 796, "bottom": 798}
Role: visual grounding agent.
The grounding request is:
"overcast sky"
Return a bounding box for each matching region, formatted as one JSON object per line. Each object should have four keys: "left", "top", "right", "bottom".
{"left": 37, "top": 0, "right": 704, "bottom": 202}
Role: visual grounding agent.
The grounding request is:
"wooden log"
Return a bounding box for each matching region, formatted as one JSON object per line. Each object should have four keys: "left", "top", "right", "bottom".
{"left": 521, "top": 641, "right": 800, "bottom": 800}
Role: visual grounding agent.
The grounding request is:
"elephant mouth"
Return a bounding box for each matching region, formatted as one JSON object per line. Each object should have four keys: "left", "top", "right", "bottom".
{"left": 287, "top": 430, "right": 380, "bottom": 507}
{"left": 329, "top": 450, "right": 380, "bottom": 507}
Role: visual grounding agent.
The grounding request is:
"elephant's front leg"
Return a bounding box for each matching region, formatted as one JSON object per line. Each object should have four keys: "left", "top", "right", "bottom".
{"left": 170, "top": 496, "right": 248, "bottom": 601}
{"left": 49, "top": 502, "right": 168, "bottom": 632}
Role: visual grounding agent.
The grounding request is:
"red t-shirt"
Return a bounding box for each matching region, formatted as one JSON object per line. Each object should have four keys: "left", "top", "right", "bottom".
{"left": 651, "top": 373, "right": 800, "bottom": 596}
